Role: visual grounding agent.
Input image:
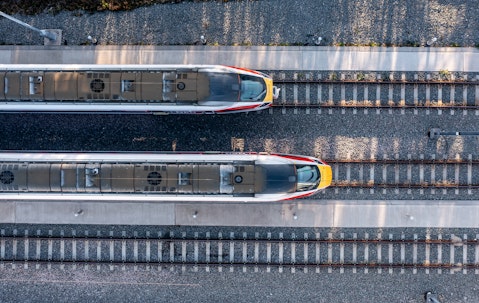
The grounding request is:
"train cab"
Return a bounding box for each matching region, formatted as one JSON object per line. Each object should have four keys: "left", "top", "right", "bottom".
{"left": 264, "top": 154, "right": 332, "bottom": 200}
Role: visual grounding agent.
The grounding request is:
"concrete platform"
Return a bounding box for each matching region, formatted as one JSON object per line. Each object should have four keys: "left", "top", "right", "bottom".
{"left": 1, "top": 45, "right": 478, "bottom": 72}
{"left": 1, "top": 200, "right": 478, "bottom": 228}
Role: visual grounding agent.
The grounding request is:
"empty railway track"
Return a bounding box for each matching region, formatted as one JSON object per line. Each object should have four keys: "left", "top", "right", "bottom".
{"left": 1, "top": 230, "right": 478, "bottom": 274}
{"left": 271, "top": 72, "right": 479, "bottom": 109}
{"left": 326, "top": 157, "right": 479, "bottom": 193}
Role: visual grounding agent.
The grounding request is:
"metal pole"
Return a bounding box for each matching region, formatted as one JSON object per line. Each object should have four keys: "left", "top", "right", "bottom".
{"left": 428, "top": 128, "right": 479, "bottom": 139}
{"left": 425, "top": 291, "right": 441, "bottom": 303}
{"left": 439, "top": 131, "right": 479, "bottom": 136}
{"left": 0, "top": 11, "right": 56, "bottom": 41}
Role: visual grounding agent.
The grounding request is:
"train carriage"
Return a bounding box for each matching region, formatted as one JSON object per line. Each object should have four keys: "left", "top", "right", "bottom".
{"left": 0, "top": 152, "right": 332, "bottom": 202}
{"left": 0, "top": 64, "right": 279, "bottom": 114}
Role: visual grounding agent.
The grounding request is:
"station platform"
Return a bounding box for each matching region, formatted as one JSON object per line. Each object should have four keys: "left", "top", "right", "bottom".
{"left": 0, "top": 200, "right": 477, "bottom": 228}
{"left": 1, "top": 45, "right": 479, "bottom": 72}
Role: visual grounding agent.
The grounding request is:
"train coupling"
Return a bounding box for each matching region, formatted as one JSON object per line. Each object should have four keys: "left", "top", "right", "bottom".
{"left": 272, "top": 86, "right": 280, "bottom": 99}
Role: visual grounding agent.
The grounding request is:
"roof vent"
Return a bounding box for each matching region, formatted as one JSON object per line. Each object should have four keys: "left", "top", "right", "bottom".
{"left": 0, "top": 171, "right": 14, "bottom": 184}
{"left": 90, "top": 79, "right": 105, "bottom": 93}
{"left": 234, "top": 175, "right": 243, "bottom": 183}
{"left": 177, "top": 82, "right": 186, "bottom": 90}
{"left": 147, "top": 172, "right": 162, "bottom": 185}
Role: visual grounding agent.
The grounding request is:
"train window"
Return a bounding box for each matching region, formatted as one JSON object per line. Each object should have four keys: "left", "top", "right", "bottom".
{"left": 296, "top": 165, "right": 320, "bottom": 192}
{"left": 240, "top": 75, "right": 266, "bottom": 101}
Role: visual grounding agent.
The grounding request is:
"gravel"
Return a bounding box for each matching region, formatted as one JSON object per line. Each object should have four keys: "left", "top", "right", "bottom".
{"left": 0, "top": 0, "right": 478, "bottom": 47}
{"left": 2, "top": 106, "right": 478, "bottom": 156}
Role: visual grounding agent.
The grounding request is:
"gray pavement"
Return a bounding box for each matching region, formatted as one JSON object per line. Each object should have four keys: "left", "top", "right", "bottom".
{"left": 1, "top": 199, "right": 478, "bottom": 228}
{"left": 2, "top": 45, "right": 479, "bottom": 72}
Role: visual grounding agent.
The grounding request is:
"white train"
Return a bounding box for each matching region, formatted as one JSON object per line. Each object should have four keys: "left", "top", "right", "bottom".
{"left": 0, "top": 152, "right": 332, "bottom": 202}
{"left": 0, "top": 64, "right": 279, "bottom": 114}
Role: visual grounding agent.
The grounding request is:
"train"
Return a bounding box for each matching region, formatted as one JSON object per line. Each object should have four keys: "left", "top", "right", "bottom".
{"left": 0, "top": 151, "right": 332, "bottom": 202}
{"left": 0, "top": 64, "right": 279, "bottom": 114}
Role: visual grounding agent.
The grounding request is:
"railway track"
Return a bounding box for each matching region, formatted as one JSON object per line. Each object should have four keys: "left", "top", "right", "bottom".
{"left": 271, "top": 72, "right": 479, "bottom": 109}
{"left": 1, "top": 230, "right": 478, "bottom": 274}
{"left": 326, "top": 157, "right": 479, "bottom": 193}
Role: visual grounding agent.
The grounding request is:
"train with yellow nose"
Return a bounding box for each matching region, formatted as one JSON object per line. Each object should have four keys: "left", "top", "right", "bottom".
{"left": 0, "top": 64, "right": 279, "bottom": 114}
{"left": 0, "top": 151, "right": 332, "bottom": 202}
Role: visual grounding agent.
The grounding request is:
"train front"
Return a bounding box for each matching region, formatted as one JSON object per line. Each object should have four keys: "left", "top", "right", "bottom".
{"left": 210, "top": 66, "right": 279, "bottom": 113}
{"left": 256, "top": 154, "right": 332, "bottom": 201}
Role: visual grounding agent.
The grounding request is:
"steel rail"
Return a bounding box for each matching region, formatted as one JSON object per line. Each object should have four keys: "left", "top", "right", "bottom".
{"left": 330, "top": 183, "right": 479, "bottom": 189}
{"left": 324, "top": 159, "right": 478, "bottom": 164}
{"left": 272, "top": 103, "right": 479, "bottom": 109}
{"left": 272, "top": 78, "right": 479, "bottom": 109}
{"left": 0, "top": 236, "right": 475, "bottom": 245}
{"left": 3, "top": 235, "right": 476, "bottom": 272}
{"left": 274, "top": 79, "right": 478, "bottom": 85}
{"left": 324, "top": 159, "right": 478, "bottom": 190}
{"left": 0, "top": 259, "right": 477, "bottom": 270}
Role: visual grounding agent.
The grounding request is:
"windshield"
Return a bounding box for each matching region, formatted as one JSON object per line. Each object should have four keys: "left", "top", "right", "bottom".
{"left": 201, "top": 73, "right": 240, "bottom": 102}
{"left": 296, "top": 165, "right": 321, "bottom": 191}
{"left": 240, "top": 75, "right": 266, "bottom": 101}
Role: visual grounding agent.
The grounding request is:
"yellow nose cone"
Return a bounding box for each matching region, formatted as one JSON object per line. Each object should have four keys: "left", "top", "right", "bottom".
{"left": 317, "top": 165, "right": 332, "bottom": 190}
{"left": 264, "top": 78, "right": 274, "bottom": 102}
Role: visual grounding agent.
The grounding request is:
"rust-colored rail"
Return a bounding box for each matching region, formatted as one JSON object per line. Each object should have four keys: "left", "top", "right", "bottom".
{"left": 0, "top": 235, "right": 476, "bottom": 244}
{"left": 272, "top": 103, "right": 479, "bottom": 109}
{"left": 324, "top": 159, "right": 478, "bottom": 164}
{"left": 325, "top": 159, "right": 478, "bottom": 189}
{"left": 274, "top": 79, "right": 478, "bottom": 85}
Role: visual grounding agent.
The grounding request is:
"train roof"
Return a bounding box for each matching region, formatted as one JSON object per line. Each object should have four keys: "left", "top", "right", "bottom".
{"left": 0, "top": 64, "right": 241, "bottom": 72}
{"left": 0, "top": 152, "right": 330, "bottom": 202}
{"left": 259, "top": 163, "right": 296, "bottom": 194}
